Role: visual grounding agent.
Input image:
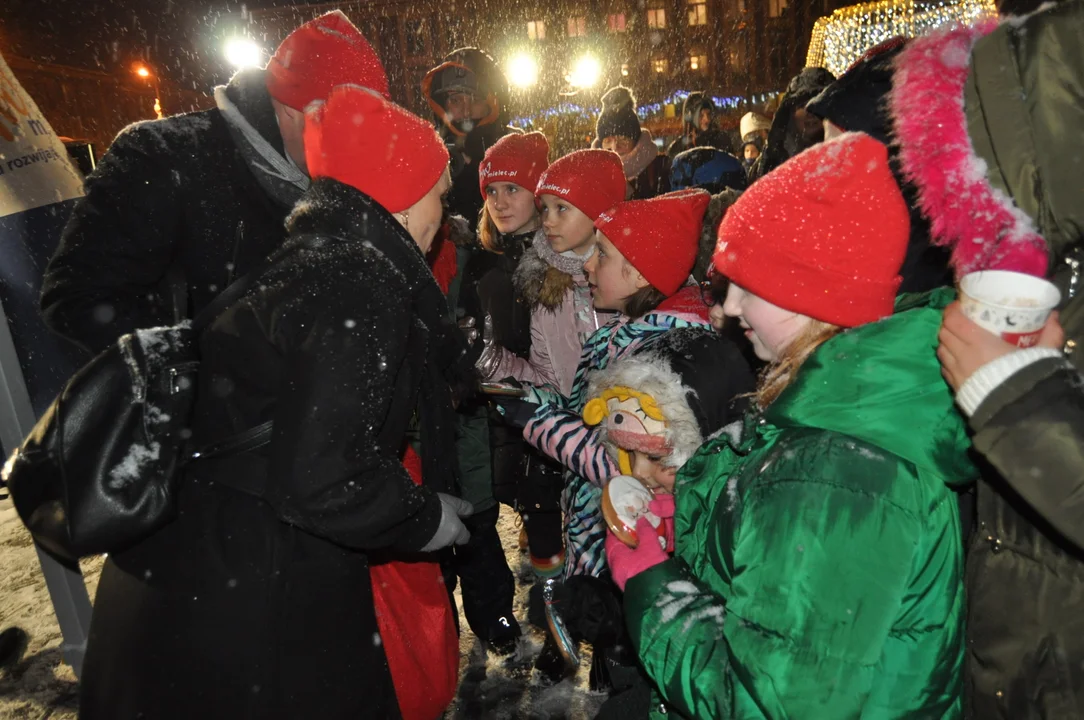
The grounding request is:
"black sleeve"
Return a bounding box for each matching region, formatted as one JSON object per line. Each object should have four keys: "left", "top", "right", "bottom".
{"left": 971, "top": 357, "right": 1084, "bottom": 550}
{"left": 41, "top": 122, "right": 184, "bottom": 354}
{"left": 264, "top": 270, "right": 442, "bottom": 552}
{"left": 477, "top": 269, "right": 530, "bottom": 358}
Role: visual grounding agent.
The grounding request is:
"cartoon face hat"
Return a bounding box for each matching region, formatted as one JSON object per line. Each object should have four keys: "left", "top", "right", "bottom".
{"left": 583, "top": 328, "right": 755, "bottom": 472}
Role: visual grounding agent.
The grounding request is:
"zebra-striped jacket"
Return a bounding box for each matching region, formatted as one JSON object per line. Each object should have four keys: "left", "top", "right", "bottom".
{"left": 522, "top": 285, "right": 710, "bottom": 579}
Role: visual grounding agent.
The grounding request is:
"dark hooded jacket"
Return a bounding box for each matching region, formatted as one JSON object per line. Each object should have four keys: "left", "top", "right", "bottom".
{"left": 77, "top": 178, "right": 469, "bottom": 720}
{"left": 963, "top": 353, "right": 1084, "bottom": 719}
{"left": 41, "top": 68, "right": 295, "bottom": 355}
{"left": 667, "top": 92, "right": 728, "bottom": 158}
{"left": 422, "top": 47, "right": 514, "bottom": 226}
{"left": 890, "top": 5, "right": 1084, "bottom": 716}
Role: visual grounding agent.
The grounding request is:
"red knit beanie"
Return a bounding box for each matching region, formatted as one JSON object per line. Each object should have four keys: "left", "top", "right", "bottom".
{"left": 714, "top": 132, "right": 910, "bottom": 328}
{"left": 305, "top": 86, "right": 449, "bottom": 213}
{"left": 535, "top": 149, "right": 627, "bottom": 221}
{"left": 266, "top": 11, "right": 390, "bottom": 110}
{"left": 478, "top": 132, "right": 550, "bottom": 197}
{"left": 595, "top": 189, "right": 711, "bottom": 296}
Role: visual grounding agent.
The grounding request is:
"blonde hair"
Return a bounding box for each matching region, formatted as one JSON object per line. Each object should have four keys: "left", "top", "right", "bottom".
{"left": 756, "top": 320, "right": 844, "bottom": 409}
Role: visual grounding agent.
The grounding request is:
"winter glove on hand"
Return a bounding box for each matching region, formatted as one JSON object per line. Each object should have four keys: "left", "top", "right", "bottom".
{"left": 649, "top": 494, "right": 676, "bottom": 553}
{"left": 475, "top": 314, "right": 509, "bottom": 380}
{"left": 458, "top": 316, "right": 480, "bottom": 347}
{"left": 493, "top": 396, "right": 541, "bottom": 429}
{"left": 605, "top": 517, "right": 668, "bottom": 592}
{"left": 420, "top": 493, "right": 474, "bottom": 552}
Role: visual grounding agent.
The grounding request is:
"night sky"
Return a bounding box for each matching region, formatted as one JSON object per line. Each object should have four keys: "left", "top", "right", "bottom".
{"left": 2, "top": 0, "right": 273, "bottom": 89}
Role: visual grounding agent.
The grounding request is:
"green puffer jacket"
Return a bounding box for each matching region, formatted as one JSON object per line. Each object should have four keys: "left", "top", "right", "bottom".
{"left": 623, "top": 290, "right": 977, "bottom": 719}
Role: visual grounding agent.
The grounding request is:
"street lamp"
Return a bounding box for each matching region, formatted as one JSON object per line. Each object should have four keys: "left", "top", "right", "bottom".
{"left": 225, "top": 37, "right": 264, "bottom": 70}
{"left": 507, "top": 53, "right": 538, "bottom": 89}
{"left": 570, "top": 55, "right": 602, "bottom": 89}
{"left": 133, "top": 64, "right": 162, "bottom": 119}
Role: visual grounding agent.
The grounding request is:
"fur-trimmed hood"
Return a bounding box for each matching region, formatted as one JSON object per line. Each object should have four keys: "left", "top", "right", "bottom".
{"left": 584, "top": 328, "right": 754, "bottom": 471}
{"left": 888, "top": 21, "right": 1049, "bottom": 278}
{"left": 513, "top": 231, "right": 592, "bottom": 311}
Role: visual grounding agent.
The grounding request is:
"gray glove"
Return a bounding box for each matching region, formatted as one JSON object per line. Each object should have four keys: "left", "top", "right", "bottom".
{"left": 475, "top": 313, "right": 509, "bottom": 380}
{"left": 420, "top": 493, "right": 473, "bottom": 552}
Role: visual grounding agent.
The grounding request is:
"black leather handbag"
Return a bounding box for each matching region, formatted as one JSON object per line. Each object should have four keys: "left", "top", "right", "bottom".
{"left": 3, "top": 255, "right": 281, "bottom": 562}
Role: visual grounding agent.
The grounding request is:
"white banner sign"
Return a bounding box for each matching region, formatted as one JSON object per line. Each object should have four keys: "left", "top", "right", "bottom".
{"left": 0, "top": 52, "right": 85, "bottom": 219}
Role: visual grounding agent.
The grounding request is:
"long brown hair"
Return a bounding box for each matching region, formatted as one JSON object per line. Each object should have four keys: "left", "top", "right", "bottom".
{"left": 756, "top": 320, "right": 844, "bottom": 409}
{"left": 477, "top": 204, "right": 502, "bottom": 252}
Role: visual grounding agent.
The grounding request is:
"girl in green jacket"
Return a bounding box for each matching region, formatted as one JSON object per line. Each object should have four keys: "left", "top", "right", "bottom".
{"left": 610, "top": 133, "right": 977, "bottom": 719}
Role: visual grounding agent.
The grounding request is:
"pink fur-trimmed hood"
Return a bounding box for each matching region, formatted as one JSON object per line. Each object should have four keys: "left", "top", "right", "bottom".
{"left": 888, "top": 22, "right": 1049, "bottom": 279}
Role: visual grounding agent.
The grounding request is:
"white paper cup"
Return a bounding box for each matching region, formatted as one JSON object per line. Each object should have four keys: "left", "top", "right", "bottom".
{"left": 959, "top": 270, "right": 1061, "bottom": 348}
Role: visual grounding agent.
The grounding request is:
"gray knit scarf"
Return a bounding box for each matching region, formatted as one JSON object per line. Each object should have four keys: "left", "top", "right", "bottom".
{"left": 214, "top": 85, "right": 310, "bottom": 208}
{"left": 533, "top": 229, "right": 595, "bottom": 275}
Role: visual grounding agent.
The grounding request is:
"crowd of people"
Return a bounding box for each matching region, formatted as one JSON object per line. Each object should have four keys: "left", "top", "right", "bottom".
{"left": 15, "top": 0, "right": 1084, "bottom": 717}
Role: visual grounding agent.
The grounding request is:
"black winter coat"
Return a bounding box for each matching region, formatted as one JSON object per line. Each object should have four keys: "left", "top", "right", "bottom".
{"left": 457, "top": 232, "right": 533, "bottom": 506}
{"left": 41, "top": 70, "right": 291, "bottom": 355}
{"left": 966, "top": 355, "right": 1084, "bottom": 718}
{"left": 77, "top": 179, "right": 467, "bottom": 720}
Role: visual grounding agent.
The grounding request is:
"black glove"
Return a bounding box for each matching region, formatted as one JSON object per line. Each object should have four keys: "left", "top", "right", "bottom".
{"left": 492, "top": 395, "right": 540, "bottom": 429}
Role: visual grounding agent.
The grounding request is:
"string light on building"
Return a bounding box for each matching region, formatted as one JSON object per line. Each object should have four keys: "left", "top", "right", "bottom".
{"left": 805, "top": 0, "right": 997, "bottom": 76}
{"left": 510, "top": 90, "right": 782, "bottom": 129}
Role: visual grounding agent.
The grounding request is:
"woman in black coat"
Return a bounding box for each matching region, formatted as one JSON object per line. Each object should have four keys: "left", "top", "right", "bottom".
{"left": 78, "top": 87, "right": 473, "bottom": 720}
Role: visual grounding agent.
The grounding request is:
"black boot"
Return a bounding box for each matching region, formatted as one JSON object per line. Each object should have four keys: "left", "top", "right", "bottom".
{"left": 0, "top": 627, "right": 28, "bottom": 669}
{"left": 533, "top": 630, "right": 575, "bottom": 686}
{"left": 484, "top": 614, "right": 521, "bottom": 657}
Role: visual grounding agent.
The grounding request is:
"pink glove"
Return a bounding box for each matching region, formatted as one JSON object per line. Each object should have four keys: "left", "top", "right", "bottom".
{"left": 606, "top": 517, "right": 669, "bottom": 591}
{"left": 649, "top": 495, "right": 676, "bottom": 553}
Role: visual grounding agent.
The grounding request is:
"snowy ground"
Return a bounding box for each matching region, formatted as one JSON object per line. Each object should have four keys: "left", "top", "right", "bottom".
{"left": 0, "top": 498, "right": 604, "bottom": 719}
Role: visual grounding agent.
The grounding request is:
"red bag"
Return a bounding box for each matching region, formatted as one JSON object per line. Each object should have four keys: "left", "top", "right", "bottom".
{"left": 370, "top": 447, "right": 459, "bottom": 720}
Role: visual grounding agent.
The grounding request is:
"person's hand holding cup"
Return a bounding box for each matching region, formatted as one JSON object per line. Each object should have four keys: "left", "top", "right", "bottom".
{"left": 957, "top": 270, "right": 1061, "bottom": 348}
{"left": 939, "top": 270, "right": 1064, "bottom": 391}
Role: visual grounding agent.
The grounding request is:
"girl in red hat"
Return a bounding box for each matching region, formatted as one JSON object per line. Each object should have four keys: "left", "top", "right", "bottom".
{"left": 611, "top": 133, "right": 975, "bottom": 719}
{"left": 473, "top": 149, "right": 627, "bottom": 590}
{"left": 495, "top": 188, "right": 714, "bottom": 684}
{"left": 448, "top": 131, "right": 552, "bottom": 658}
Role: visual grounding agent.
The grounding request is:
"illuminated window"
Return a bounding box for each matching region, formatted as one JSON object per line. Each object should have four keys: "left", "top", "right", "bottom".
{"left": 688, "top": 0, "right": 708, "bottom": 26}
{"left": 653, "top": 57, "right": 669, "bottom": 73}
{"left": 647, "top": 5, "right": 667, "bottom": 28}
{"left": 607, "top": 13, "right": 627, "bottom": 32}
{"left": 689, "top": 52, "right": 708, "bottom": 71}
{"left": 768, "top": 0, "right": 788, "bottom": 17}
{"left": 527, "top": 20, "right": 546, "bottom": 40}
{"left": 568, "top": 16, "right": 587, "bottom": 36}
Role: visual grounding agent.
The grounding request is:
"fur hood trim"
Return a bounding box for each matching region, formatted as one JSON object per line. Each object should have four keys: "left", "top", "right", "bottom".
{"left": 888, "top": 21, "right": 1048, "bottom": 278}
{"left": 513, "top": 232, "right": 577, "bottom": 311}
{"left": 586, "top": 350, "right": 704, "bottom": 470}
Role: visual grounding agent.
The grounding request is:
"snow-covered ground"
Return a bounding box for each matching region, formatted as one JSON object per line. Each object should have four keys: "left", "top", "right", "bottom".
{"left": 0, "top": 498, "right": 605, "bottom": 719}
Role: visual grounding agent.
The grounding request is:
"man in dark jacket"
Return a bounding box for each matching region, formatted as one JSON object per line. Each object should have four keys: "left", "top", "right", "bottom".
{"left": 422, "top": 47, "right": 515, "bottom": 227}
{"left": 666, "top": 92, "right": 728, "bottom": 159}
{"left": 40, "top": 10, "right": 388, "bottom": 355}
